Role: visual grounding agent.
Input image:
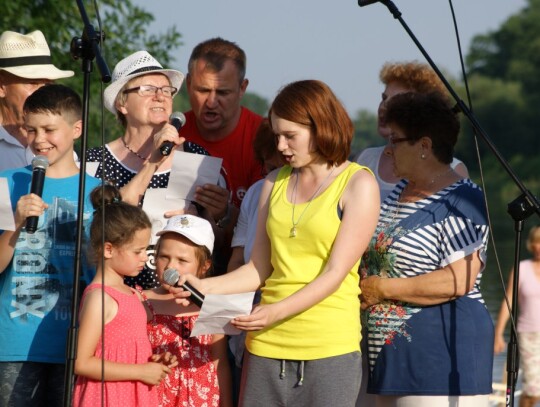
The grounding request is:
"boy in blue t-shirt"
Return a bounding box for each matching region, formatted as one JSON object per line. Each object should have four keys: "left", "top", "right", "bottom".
{"left": 0, "top": 84, "right": 100, "bottom": 406}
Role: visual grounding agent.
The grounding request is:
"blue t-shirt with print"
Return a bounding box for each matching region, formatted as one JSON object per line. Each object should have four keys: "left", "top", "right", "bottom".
{"left": 0, "top": 166, "right": 100, "bottom": 363}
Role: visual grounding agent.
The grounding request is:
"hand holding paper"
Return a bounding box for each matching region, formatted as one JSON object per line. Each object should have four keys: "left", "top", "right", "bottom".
{"left": 190, "top": 292, "right": 255, "bottom": 337}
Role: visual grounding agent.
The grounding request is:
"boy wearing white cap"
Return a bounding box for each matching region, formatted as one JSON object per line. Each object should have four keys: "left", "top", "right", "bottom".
{"left": 0, "top": 30, "right": 74, "bottom": 172}
{"left": 140, "top": 214, "right": 232, "bottom": 407}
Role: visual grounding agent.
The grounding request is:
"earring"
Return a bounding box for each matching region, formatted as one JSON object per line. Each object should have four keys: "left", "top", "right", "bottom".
{"left": 421, "top": 153, "right": 426, "bottom": 159}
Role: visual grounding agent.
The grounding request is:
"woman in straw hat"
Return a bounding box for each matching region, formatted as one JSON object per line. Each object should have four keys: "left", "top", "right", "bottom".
{"left": 0, "top": 30, "right": 74, "bottom": 171}
{"left": 87, "top": 50, "right": 226, "bottom": 289}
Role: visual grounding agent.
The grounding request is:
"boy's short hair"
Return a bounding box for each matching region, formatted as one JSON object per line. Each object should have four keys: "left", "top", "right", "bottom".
{"left": 23, "top": 83, "right": 82, "bottom": 123}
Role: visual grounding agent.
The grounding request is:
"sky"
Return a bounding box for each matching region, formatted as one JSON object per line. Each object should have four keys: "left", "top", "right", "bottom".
{"left": 130, "top": 0, "right": 527, "bottom": 115}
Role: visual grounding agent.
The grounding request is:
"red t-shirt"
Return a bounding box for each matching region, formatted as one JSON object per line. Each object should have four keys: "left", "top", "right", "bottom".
{"left": 180, "top": 107, "right": 263, "bottom": 207}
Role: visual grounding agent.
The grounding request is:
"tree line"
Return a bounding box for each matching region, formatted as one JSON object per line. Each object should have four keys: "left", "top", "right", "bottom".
{"left": 4, "top": 0, "right": 537, "bottom": 269}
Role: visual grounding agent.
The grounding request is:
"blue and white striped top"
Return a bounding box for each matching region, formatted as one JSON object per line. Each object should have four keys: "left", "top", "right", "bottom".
{"left": 360, "top": 178, "right": 493, "bottom": 396}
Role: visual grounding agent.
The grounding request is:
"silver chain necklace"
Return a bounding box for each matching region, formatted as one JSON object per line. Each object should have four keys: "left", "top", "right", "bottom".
{"left": 121, "top": 137, "right": 149, "bottom": 161}
{"left": 290, "top": 166, "right": 336, "bottom": 238}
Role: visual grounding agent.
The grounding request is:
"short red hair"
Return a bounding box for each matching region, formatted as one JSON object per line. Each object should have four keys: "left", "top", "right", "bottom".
{"left": 269, "top": 80, "right": 353, "bottom": 166}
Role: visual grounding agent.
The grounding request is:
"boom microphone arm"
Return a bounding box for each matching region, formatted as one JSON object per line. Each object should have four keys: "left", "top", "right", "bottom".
{"left": 363, "top": 0, "right": 539, "bottom": 218}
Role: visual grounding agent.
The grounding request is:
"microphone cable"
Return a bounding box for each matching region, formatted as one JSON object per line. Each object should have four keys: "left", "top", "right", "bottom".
{"left": 92, "top": 0, "right": 108, "bottom": 404}
{"left": 446, "top": 0, "right": 515, "bottom": 337}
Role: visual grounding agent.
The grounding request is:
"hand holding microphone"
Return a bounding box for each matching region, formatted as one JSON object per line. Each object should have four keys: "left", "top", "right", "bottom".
{"left": 25, "top": 155, "right": 49, "bottom": 234}
{"left": 159, "top": 112, "right": 187, "bottom": 156}
{"left": 163, "top": 268, "right": 205, "bottom": 307}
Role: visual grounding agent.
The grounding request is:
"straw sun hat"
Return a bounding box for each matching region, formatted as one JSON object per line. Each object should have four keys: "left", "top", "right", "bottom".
{"left": 0, "top": 30, "right": 74, "bottom": 80}
{"left": 103, "top": 50, "right": 184, "bottom": 113}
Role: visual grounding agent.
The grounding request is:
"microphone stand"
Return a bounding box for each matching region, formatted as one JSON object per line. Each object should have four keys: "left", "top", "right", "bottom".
{"left": 64, "top": 1, "right": 111, "bottom": 405}
{"left": 361, "top": 1, "right": 540, "bottom": 405}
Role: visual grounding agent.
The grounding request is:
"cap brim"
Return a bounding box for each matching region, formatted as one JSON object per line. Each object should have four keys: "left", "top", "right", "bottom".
{"left": 155, "top": 228, "right": 213, "bottom": 254}
{"left": 1, "top": 64, "right": 74, "bottom": 80}
{"left": 103, "top": 68, "right": 184, "bottom": 113}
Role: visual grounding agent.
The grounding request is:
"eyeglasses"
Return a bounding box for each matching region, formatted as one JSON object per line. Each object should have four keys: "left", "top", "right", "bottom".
{"left": 389, "top": 135, "right": 409, "bottom": 145}
{"left": 123, "top": 85, "right": 178, "bottom": 98}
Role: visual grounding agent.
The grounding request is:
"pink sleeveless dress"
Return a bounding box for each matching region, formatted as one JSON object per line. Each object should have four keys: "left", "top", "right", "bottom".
{"left": 140, "top": 289, "right": 220, "bottom": 407}
{"left": 72, "top": 284, "right": 158, "bottom": 407}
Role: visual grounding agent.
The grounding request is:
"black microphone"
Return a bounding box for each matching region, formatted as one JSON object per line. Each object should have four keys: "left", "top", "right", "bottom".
{"left": 160, "top": 112, "right": 187, "bottom": 156}
{"left": 163, "top": 268, "right": 205, "bottom": 307}
{"left": 26, "top": 155, "right": 49, "bottom": 234}
{"left": 358, "top": 0, "right": 380, "bottom": 6}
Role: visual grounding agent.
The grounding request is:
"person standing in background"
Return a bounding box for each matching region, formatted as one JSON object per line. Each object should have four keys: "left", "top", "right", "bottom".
{"left": 180, "top": 37, "right": 264, "bottom": 276}
{"left": 181, "top": 37, "right": 263, "bottom": 219}
{"left": 226, "top": 118, "right": 283, "bottom": 405}
{"left": 494, "top": 225, "right": 540, "bottom": 407}
{"left": 355, "top": 61, "right": 468, "bottom": 202}
{"left": 227, "top": 119, "right": 283, "bottom": 273}
{"left": 0, "top": 30, "right": 74, "bottom": 172}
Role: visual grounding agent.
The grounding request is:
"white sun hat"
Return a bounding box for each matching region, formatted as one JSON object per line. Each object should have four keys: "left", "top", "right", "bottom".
{"left": 156, "top": 215, "right": 215, "bottom": 254}
{"left": 103, "top": 50, "right": 184, "bottom": 113}
{"left": 0, "top": 30, "right": 74, "bottom": 80}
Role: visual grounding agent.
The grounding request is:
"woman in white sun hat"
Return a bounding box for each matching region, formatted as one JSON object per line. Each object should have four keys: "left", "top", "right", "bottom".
{"left": 87, "top": 50, "right": 227, "bottom": 290}
{"left": 0, "top": 30, "right": 74, "bottom": 171}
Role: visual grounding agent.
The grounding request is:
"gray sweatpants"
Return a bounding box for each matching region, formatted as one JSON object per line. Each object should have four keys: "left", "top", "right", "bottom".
{"left": 239, "top": 351, "right": 362, "bottom": 407}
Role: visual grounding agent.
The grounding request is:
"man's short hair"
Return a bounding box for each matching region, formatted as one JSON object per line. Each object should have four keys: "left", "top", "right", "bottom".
{"left": 188, "top": 37, "right": 246, "bottom": 82}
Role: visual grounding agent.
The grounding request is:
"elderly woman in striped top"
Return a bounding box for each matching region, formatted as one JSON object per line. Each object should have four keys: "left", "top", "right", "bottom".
{"left": 360, "top": 91, "right": 493, "bottom": 407}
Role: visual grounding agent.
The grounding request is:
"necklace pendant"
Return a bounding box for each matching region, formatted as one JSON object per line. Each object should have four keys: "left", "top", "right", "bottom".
{"left": 289, "top": 226, "right": 297, "bottom": 238}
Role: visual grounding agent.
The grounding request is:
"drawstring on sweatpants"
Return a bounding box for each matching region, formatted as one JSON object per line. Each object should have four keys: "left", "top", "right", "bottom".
{"left": 296, "top": 360, "right": 304, "bottom": 387}
{"left": 279, "top": 359, "right": 304, "bottom": 386}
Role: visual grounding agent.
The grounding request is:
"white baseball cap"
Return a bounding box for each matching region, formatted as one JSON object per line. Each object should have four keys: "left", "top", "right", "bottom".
{"left": 156, "top": 215, "right": 214, "bottom": 254}
{"left": 0, "top": 30, "right": 74, "bottom": 80}
{"left": 103, "top": 50, "right": 184, "bottom": 113}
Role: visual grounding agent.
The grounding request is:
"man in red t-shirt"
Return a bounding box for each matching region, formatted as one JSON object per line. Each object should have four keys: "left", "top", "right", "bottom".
{"left": 180, "top": 37, "right": 263, "bottom": 222}
{"left": 180, "top": 37, "right": 264, "bottom": 279}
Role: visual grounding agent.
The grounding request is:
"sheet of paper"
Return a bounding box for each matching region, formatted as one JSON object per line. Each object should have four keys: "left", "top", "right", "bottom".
{"left": 142, "top": 188, "right": 190, "bottom": 242}
{"left": 191, "top": 292, "right": 256, "bottom": 337}
{"left": 85, "top": 161, "right": 100, "bottom": 177}
{"left": 0, "top": 178, "right": 15, "bottom": 231}
{"left": 166, "top": 151, "right": 223, "bottom": 201}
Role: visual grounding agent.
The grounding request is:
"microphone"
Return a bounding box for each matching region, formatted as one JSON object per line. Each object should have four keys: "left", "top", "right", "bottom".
{"left": 160, "top": 112, "right": 187, "bottom": 156}
{"left": 358, "top": 0, "right": 380, "bottom": 6}
{"left": 26, "top": 155, "right": 49, "bottom": 234}
{"left": 163, "top": 268, "right": 205, "bottom": 307}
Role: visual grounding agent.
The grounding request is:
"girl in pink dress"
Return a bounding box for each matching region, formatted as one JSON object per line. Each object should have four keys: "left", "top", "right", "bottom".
{"left": 141, "top": 214, "right": 233, "bottom": 407}
{"left": 73, "top": 185, "right": 177, "bottom": 407}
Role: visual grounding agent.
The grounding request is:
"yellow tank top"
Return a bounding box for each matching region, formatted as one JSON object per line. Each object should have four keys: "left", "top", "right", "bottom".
{"left": 246, "top": 162, "right": 368, "bottom": 360}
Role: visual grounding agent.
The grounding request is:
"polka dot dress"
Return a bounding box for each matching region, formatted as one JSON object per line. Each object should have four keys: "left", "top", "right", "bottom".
{"left": 86, "top": 142, "right": 209, "bottom": 289}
